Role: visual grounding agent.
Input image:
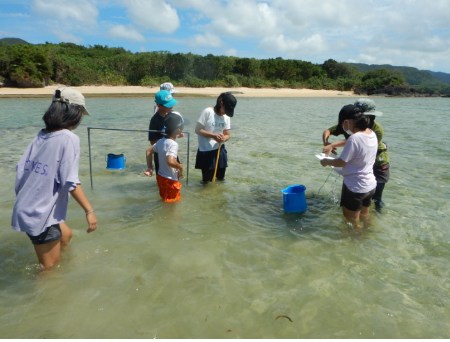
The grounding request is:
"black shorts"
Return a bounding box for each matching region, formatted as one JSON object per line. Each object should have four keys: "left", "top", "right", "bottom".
{"left": 340, "top": 183, "right": 376, "bottom": 211}
{"left": 195, "top": 145, "right": 228, "bottom": 171}
{"left": 373, "top": 163, "right": 390, "bottom": 184}
{"left": 27, "top": 224, "right": 62, "bottom": 245}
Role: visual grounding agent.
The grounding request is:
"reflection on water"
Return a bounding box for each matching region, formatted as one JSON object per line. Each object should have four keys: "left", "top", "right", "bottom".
{"left": 0, "top": 97, "right": 450, "bottom": 338}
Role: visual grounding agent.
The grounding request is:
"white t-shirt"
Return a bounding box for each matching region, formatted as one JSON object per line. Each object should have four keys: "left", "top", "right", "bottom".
{"left": 153, "top": 137, "right": 179, "bottom": 180}
{"left": 197, "top": 107, "right": 231, "bottom": 152}
{"left": 339, "top": 130, "right": 377, "bottom": 193}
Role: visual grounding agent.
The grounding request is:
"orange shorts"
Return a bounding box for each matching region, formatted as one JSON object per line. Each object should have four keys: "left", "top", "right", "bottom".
{"left": 156, "top": 174, "right": 182, "bottom": 203}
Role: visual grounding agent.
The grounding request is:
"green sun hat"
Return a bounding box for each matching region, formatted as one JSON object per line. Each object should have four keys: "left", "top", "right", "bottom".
{"left": 354, "top": 98, "right": 383, "bottom": 116}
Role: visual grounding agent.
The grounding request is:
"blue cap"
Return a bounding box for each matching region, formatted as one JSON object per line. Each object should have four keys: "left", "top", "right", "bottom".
{"left": 155, "top": 90, "right": 178, "bottom": 108}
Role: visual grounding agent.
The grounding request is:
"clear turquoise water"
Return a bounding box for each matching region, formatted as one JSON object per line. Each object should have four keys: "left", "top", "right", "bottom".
{"left": 0, "top": 96, "right": 449, "bottom": 338}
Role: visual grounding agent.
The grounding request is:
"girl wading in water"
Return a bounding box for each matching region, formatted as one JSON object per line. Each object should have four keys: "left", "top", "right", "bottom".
{"left": 194, "top": 92, "right": 237, "bottom": 183}
{"left": 320, "top": 104, "right": 378, "bottom": 229}
{"left": 11, "top": 88, "right": 98, "bottom": 269}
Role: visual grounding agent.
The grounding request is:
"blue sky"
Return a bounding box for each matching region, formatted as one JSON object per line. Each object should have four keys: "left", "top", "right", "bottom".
{"left": 1, "top": 0, "right": 450, "bottom": 73}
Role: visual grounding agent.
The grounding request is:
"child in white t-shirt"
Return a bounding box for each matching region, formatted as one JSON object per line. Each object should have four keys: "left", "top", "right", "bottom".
{"left": 143, "top": 113, "right": 184, "bottom": 202}
{"left": 320, "top": 104, "right": 377, "bottom": 229}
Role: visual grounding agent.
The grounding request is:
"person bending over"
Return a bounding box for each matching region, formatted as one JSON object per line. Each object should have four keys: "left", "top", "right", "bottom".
{"left": 320, "top": 105, "right": 377, "bottom": 230}
{"left": 322, "top": 98, "right": 390, "bottom": 208}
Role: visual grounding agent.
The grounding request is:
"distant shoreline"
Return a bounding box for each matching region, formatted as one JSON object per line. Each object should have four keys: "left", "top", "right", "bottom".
{"left": 0, "top": 85, "right": 356, "bottom": 98}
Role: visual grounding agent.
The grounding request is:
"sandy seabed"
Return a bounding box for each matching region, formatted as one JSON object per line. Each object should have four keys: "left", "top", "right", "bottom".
{"left": 0, "top": 85, "right": 355, "bottom": 98}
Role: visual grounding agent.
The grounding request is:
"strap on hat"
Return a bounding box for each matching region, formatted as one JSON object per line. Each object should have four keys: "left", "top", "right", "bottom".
{"left": 53, "top": 89, "right": 70, "bottom": 103}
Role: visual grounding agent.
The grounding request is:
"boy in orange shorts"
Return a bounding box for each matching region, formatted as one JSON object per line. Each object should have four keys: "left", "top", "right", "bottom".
{"left": 143, "top": 113, "right": 184, "bottom": 202}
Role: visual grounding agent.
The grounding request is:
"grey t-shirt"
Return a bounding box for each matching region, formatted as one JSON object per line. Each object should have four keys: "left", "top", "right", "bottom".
{"left": 11, "top": 129, "right": 80, "bottom": 236}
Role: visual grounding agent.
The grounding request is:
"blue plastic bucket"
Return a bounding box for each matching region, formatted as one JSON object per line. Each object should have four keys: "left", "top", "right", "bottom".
{"left": 281, "top": 185, "right": 307, "bottom": 213}
{"left": 106, "top": 153, "right": 126, "bottom": 170}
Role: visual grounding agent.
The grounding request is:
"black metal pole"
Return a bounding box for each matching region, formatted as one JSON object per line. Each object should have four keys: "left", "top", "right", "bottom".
{"left": 88, "top": 127, "right": 93, "bottom": 189}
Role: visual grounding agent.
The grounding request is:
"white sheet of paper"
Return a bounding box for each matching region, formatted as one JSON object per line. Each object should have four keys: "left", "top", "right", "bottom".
{"left": 315, "top": 153, "right": 342, "bottom": 174}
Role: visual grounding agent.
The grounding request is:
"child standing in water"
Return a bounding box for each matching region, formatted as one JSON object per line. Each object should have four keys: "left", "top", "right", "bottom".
{"left": 143, "top": 113, "right": 184, "bottom": 203}
{"left": 194, "top": 92, "right": 237, "bottom": 183}
{"left": 320, "top": 104, "right": 377, "bottom": 229}
{"left": 11, "top": 87, "right": 98, "bottom": 269}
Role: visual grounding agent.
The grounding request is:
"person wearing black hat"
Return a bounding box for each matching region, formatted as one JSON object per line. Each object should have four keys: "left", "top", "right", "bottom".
{"left": 322, "top": 98, "right": 389, "bottom": 209}
{"left": 194, "top": 92, "right": 237, "bottom": 183}
{"left": 320, "top": 104, "right": 378, "bottom": 230}
{"left": 143, "top": 112, "right": 184, "bottom": 203}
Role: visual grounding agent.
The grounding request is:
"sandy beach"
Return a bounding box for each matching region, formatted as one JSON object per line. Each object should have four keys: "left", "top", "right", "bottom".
{"left": 0, "top": 85, "right": 355, "bottom": 98}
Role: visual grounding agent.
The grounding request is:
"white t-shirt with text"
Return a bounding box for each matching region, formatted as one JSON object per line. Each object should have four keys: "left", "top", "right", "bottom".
{"left": 197, "top": 107, "right": 231, "bottom": 152}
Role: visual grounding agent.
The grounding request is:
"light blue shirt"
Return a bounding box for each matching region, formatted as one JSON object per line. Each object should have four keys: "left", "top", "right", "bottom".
{"left": 11, "top": 129, "right": 80, "bottom": 236}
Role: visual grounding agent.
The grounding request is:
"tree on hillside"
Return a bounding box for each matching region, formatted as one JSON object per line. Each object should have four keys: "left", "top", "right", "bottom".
{"left": 322, "top": 59, "right": 357, "bottom": 79}
{"left": 361, "top": 69, "right": 406, "bottom": 89}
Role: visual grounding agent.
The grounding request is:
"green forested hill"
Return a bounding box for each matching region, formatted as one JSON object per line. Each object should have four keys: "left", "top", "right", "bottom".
{"left": 348, "top": 63, "right": 448, "bottom": 87}
{"left": 0, "top": 38, "right": 30, "bottom": 45}
{"left": 427, "top": 71, "right": 450, "bottom": 84}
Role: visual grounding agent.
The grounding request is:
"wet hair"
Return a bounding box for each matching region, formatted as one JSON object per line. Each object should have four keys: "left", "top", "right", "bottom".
{"left": 42, "top": 101, "right": 83, "bottom": 131}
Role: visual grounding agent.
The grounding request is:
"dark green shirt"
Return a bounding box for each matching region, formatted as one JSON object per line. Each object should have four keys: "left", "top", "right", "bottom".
{"left": 328, "top": 121, "right": 389, "bottom": 166}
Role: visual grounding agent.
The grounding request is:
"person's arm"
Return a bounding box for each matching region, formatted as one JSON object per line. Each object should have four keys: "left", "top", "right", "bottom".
{"left": 323, "top": 129, "right": 332, "bottom": 145}
{"left": 320, "top": 158, "right": 347, "bottom": 168}
{"left": 195, "top": 122, "right": 225, "bottom": 143}
{"left": 168, "top": 155, "right": 183, "bottom": 178}
{"left": 143, "top": 145, "right": 154, "bottom": 177}
{"left": 70, "top": 184, "right": 97, "bottom": 233}
{"left": 222, "top": 129, "right": 230, "bottom": 143}
{"left": 323, "top": 139, "right": 347, "bottom": 155}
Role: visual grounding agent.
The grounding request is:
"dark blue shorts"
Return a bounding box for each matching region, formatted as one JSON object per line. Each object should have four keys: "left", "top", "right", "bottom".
{"left": 195, "top": 145, "right": 228, "bottom": 171}
{"left": 27, "top": 224, "right": 62, "bottom": 245}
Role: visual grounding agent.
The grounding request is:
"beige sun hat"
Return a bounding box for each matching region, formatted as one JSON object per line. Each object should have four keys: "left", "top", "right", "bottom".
{"left": 52, "top": 87, "right": 91, "bottom": 116}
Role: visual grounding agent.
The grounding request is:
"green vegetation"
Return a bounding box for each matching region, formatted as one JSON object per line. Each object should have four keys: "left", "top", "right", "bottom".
{"left": 0, "top": 40, "right": 449, "bottom": 95}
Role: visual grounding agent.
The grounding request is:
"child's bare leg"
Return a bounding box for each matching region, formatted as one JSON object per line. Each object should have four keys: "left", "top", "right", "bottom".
{"left": 59, "top": 222, "right": 73, "bottom": 245}
{"left": 342, "top": 206, "right": 362, "bottom": 230}
{"left": 359, "top": 206, "right": 372, "bottom": 228}
{"left": 34, "top": 240, "right": 61, "bottom": 269}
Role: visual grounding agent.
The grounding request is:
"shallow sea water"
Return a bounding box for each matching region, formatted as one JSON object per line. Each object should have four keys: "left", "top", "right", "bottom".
{"left": 0, "top": 96, "right": 450, "bottom": 338}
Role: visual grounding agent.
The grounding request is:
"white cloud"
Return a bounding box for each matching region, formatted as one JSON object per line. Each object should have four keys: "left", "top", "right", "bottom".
{"left": 225, "top": 48, "right": 238, "bottom": 56}
{"left": 107, "top": 25, "right": 145, "bottom": 42}
{"left": 188, "top": 33, "right": 222, "bottom": 47}
{"left": 259, "top": 34, "right": 327, "bottom": 54}
{"left": 140, "top": 46, "right": 146, "bottom": 52}
{"left": 31, "top": 0, "right": 98, "bottom": 25}
{"left": 52, "top": 30, "right": 84, "bottom": 44}
{"left": 211, "top": 1, "right": 279, "bottom": 38}
{"left": 124, "top": 0, "right": 180, "bottom": 34}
